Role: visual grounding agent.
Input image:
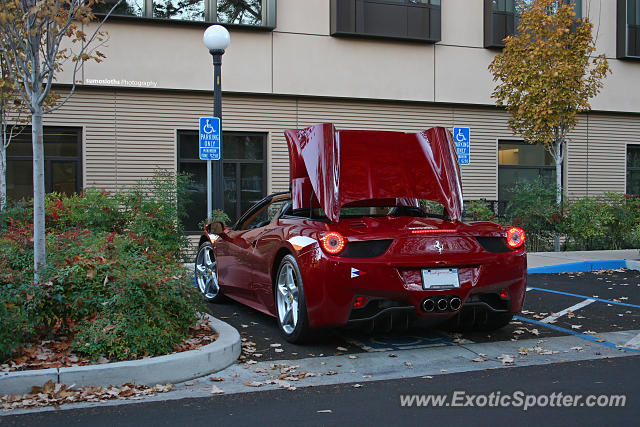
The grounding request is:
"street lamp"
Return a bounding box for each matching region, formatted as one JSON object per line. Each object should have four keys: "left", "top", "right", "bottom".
{"left": 203, "top": 25, "right": 230, "bottom": 219}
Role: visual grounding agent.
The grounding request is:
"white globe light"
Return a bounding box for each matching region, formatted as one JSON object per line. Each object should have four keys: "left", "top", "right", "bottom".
{"left": 203, "top": 25, "right": 230, "bottom": 51}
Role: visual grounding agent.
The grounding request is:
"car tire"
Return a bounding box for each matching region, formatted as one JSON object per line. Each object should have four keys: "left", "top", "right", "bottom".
{"left": 194, "top": 241, "right": 224, "bottom": 303}
{"left": 275, "top": 254, "right": 313, "bottom": 343}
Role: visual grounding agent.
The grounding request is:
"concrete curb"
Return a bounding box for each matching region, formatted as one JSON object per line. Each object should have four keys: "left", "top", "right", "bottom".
{"left": 0, "top": 315, "right": 240, "bottom": 395}
{"left": 528, "top": 259, "right": 640, "bottom": 274}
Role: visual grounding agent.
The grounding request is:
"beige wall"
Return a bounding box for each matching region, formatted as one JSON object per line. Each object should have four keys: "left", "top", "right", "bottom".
{"left": 43, "top": 88, "right": 635, "bottom": 203}
{"left": 74, "top": 0, "right": 639, "bottom": 114}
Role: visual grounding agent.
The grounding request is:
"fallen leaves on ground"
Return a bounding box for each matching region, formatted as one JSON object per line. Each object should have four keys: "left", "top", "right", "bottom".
{"left": 210, "top": 385, "right": 224, "bottom": 394}
{"left": 0, "top": 380, "right": 172, "bottom": 411}
{"left": 497, "top": 354, "right": 515, "bottom": 365}
{"left": 1, "top": 317, "right": 218, "bottom": 373}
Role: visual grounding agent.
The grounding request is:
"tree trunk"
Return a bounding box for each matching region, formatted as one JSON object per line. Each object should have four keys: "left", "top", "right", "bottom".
{"left": 32, "top": 110, "right": 46, "bottom": 279}
{"left": 553, "top": 139, "right": 564, "bottom": 252}
{"left": 0, "top": 145, "right": 6, "bottom": 211}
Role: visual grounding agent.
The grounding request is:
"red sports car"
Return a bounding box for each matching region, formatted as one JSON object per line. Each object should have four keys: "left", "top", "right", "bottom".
{"left": 195, "top": 124, "right": 526, "bottom": 342}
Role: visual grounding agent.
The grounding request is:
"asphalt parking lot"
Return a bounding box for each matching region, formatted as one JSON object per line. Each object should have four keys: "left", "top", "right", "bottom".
{"left": 206, "top": 269, "right": 640, "bottom": 361}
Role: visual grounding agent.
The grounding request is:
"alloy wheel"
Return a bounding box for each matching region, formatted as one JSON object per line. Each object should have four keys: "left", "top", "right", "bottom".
{"left": 195, "top": 244, "right": 220, "bottom": 300}
{"left": 276, "top": 262, "right": 299, "bottom": 335}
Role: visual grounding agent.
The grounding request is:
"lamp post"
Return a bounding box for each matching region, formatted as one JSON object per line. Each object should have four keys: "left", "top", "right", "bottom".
{"left": 203, "top": 25, "right": 230, "bottom": 218}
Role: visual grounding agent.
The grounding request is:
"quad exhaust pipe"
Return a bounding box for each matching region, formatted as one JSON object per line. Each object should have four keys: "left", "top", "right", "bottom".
{"left": 421, "top": 296, "right": 463, "bottom": 313}
{"left": 449, "top": 297, "right": 462, "bottom": 311}
{"left": 422, "top": 298, "right": 435, "bottom": 312}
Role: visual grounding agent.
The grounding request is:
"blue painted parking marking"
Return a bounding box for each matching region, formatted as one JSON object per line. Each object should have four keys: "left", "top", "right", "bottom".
{"left": 528, "top": 260, "right": 628, "bottom": 274}
{"left": 527, "top": 286, "right": 640, "bottom": 309}
{"left": 515, "top": 315, "right": 640, "bottom": 353}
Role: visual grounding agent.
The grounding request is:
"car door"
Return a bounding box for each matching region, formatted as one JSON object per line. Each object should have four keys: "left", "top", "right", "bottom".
{"left": 215, "top": 195, "right": 290, "bottom": 311}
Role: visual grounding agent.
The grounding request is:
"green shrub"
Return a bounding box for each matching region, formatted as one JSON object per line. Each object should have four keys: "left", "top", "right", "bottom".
{"left": 561, "top": 193, "right": 640, "bottom": 250}
{"left": 504, "top": 177, "right": 559, "bottom": 252}
{"left": 0, "top": 199, "right": 32, "bottom": 233}
{"left": 45, "top": 189, "right": 126, "bottom": 233}
{"left": 465, "top": 199, "right": 495, "bottom": 221}
{"left": 69, "top": 233, "right": 202, "bottom": 359}
{"left": 0, "top": 284, "right": 30, "bottom": 360}
{"left": 0, "top": 172, "right": 204, "bottom": 362}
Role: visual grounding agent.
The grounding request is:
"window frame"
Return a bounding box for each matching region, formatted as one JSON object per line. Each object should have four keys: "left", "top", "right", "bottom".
{"left": 484, "top": 0, "right": 582, "bottom": 49}
{"left": 627, "top": 144, "right": 640, "bottom": 195}
{"left": 94, "top": 0, "right": 277, "bottom": 30}
{"left": 176, "top": 129, "right": 268, "bottom": 233}
{"left": 617, "top": 0, "right": 640, "bottom": 59}
{"left": 330, "top": 0, "right": 442, "bottom": 43}
{"left": 5, "top": 126, "right": 83, "bottom": 199}
{"left": 497, "top": 139, "right": 557, "bottom": 202}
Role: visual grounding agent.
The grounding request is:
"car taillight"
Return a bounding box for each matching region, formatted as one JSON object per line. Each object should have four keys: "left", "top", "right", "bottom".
{"left": 320, "top": 232, "right": 346, "bottom": 255}
{"left": 353, "top": 296, "right": 369, "bottom": 308}
{"left": 499, "top": 288, "right": 510, "bottom": 300}
{"left": 410, "top": 228, "right": 456, "bottom": 234}
{"left": 506, "top": 227, "right": 525, "bottom": 249}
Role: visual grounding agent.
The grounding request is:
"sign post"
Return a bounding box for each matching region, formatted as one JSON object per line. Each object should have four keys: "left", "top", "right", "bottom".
{"left": 200, "top": 117, "right": 221, "bottom": 221}
{"left": 452, "top": 126, "right": 470, "bottom": 166}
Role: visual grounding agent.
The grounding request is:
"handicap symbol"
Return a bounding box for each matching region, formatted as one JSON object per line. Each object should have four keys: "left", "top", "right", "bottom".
{"left": 203, "top": 119, "right": 215, "bottom": 134}
{"left": 455, "top": 128, "right": 467, "bottom": 143}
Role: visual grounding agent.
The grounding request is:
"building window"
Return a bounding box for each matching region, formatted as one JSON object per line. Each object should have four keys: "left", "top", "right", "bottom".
{"left": 330, "top": 0, "right": 442, "bottom": 43}
{"left": 93, "top": 0, "right": 145, "bottom": 16}
{"left": 617, "top": 0, "right": 640, "bottom": 59}
{"left": 6, "top": 127, "right": 82, "bottom": 201}
{"left": 93, "top": 0, "right": 276, "bottom": 27}
{"left": 484, "top": 0, "right": 582, "bottom": 48}
{"left": 498, "top": 140, "right": 556, "bottom": 201}
{"left": 628, "top": 145, "right": 640, "bottom": 195}
{"left": 153, "top": 0, "right": 206, "bottom": 21}
{"left": 177, "top": 131, "right": 267, "bottom": 232}
{"left": 217, "top": 0, "right": 264, "bottom": 25}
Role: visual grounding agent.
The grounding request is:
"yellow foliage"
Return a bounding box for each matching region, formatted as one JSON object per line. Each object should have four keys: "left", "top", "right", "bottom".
{"left": 488, "top": 0, "right": 610, "bottom": 149}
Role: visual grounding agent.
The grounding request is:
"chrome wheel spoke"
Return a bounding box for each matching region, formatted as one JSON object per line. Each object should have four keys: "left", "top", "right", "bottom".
{"left": 291, "top": 300, "right": 299, "bottom": 325}
{"left": 278, "top": 283, "right": 288, "bottom": 297}
{"left": 282, "top": 307, "right": 293, "bottom": 326}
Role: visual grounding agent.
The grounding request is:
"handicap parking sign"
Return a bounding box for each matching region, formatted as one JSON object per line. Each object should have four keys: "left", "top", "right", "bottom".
{"left": 199, "top": 117, "right": 221, "bottom": 160}
{"left": 453, "top": 126, "right": 470, "bottom": 165}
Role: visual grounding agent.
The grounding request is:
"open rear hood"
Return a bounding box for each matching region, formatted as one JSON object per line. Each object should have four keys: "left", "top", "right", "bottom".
{"left": 284, "top": 123, "right": 463, "bottom": 223}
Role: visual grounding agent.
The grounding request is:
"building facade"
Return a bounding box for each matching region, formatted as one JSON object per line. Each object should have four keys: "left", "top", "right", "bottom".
{"left": 5, "top": 0, "right": 640, "bottom": 231}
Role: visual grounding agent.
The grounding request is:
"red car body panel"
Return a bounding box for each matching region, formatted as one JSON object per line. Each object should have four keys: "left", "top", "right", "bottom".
{"left": 203, "top": 125, "right": 527, "bottom": 329}
{"left": 285, "top": 123, "right": 464, "bottom": 222}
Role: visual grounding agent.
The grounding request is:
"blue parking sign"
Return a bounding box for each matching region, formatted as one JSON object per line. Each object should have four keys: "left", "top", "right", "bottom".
{"left": 199, "top": 117, "right": 221, "bottom": 160}
{"left": 452, "top": 126, "right": 470, "bottom": 165}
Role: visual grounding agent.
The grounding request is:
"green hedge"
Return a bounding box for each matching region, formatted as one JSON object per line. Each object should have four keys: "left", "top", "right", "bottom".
{"left": 464, "top": 178, "right": 640, "bottom": 252}
{"left": 0, "top": 172, "right": 203, "bottom": 361}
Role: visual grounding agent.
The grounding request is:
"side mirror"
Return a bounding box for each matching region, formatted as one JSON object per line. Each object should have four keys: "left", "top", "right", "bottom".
{"left": 207, "top": 221, "right": 226, "bottom": 236}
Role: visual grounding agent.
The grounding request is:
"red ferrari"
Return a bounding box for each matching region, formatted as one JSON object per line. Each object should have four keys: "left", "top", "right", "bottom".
{"left": 195, "top": 124, "right": 526, "bottom": 342}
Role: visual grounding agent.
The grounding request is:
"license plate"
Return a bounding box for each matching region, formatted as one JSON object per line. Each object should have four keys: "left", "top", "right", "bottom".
{"left": 421, "top": 268, "right": 460, "bottom": 289}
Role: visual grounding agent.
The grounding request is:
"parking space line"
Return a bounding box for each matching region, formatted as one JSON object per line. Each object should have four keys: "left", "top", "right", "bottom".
{"left": 527, "top": 287, "right": 640, "bottom": 309}
{"left": 514, "top": 315, "right": 640, "bottom": 353}
{"left": 624, "top": 333, "right": 640, "bottom": 350}
{"left": 540, "top": 299, "right": 596, "bottom": 323}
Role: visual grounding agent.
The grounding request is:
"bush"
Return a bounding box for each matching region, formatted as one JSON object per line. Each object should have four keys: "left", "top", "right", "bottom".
{"left": 561, "top": 193, "right": 640, "bottom": 250}
{"left": 503, "top": 177, "right": 559, "bottom": 252}
{"left": 465, "top": 199, "right": 495, "bottom": 221}
{"left": 0, "top": 172, "right": 204, "bottom": 362}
